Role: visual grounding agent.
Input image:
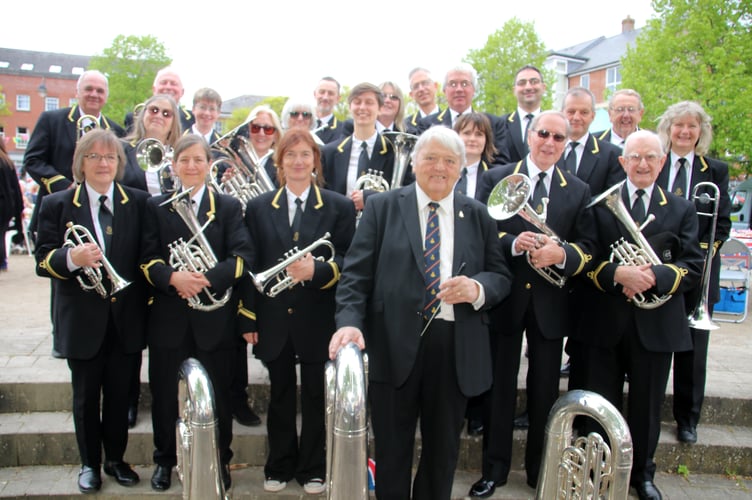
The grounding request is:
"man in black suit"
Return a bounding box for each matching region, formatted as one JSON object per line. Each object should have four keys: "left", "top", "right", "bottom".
{"left": 593, "top": 89, "right": 645, "bottom": 149}
{"left": 329, "top": 126, "right": 512, "bottom": 500}
{"left": 416, "top": 63, "right": 506, "bottom": 161}
{"left": 34, "top": 129, "right": 147, "bottom": 494}
{"left": 124, "top": 66, "right": 195, "bottom": 133}
{"left": 497, "top": 65, "right": 547, "bottom": 164}
{"left": 655, "top": 101, "right": 731, "bottom": 445}
{"left": 470, "top": 111, "right": 597, "bottom": 497}
{"left": 313, "top": 77, "right": 346, "bottom": 145}
{"left": 404, "top": 67, "right": 441, "bottom": 135}
{"left": 579, "top": 130, "right": 703, "bottom": 500}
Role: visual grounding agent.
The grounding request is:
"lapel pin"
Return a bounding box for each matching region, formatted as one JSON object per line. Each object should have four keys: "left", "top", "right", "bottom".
{"left": 459, "top": 210, "right": 464, "bottom": 219}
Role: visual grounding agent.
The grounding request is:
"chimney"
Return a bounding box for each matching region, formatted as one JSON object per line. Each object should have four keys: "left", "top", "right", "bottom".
{"left": 622, "top": 15, "right": 635, "bottom": 33}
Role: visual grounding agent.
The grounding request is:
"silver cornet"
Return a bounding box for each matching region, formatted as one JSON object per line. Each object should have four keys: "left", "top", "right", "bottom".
{"left": 487, "top": 173, "right": 567, "bottom": 288}
{"left": 251, "top": 232, "right": 336, "bottom": 297}
{"left": 63, "top": 222, "right": 131, "bottom": 298}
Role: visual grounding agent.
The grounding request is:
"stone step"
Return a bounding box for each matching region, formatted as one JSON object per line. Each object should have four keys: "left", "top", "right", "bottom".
{"left": 1, "top": 410, "right": 750, "bottom": 476}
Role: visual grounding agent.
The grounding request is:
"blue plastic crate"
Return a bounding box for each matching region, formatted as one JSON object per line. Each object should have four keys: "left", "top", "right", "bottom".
{"left": 716, "top": 287, "right": 747, "bottom": 313}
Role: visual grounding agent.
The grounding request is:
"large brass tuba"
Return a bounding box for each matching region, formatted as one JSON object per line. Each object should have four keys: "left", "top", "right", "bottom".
{"left": 587, "top": 181, "right": 671, "bottom": 309}
{"left": 176, "top": 357, "right": 228, "bottom": 500}
{"left": 486, "top": 173, "right": 567, "bottom": 288}
{"left": 161, "top": 190, "right": 232, "bottom": 311}
{"left": 63, "top": 222, "right": 131, "bottom": 298}
{"left": 537, "top": 390, "right": 633, "bottom": 500}
{"left": 251, "top": 232, "right": 336, "bottom": 297}
{"left": 688, "top": 181, "right": 721, "bottom": 330}
{"left": 383, "top": 131, "right": 419, "bottom": 189}
{"left": 325, "top": 342, "right": 369, "bottom": 500}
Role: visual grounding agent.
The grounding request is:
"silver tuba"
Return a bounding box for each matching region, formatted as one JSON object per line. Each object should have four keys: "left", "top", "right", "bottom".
{"left": 63, "top": 222, "right": 131, "bottom": 298}
{"left": 162, "top": 190, "right": 232, "bottom": 311}
{"left": 251, "top": 232, "right": 336, "bottom": 297}
{"left": 537, "top": 389, "right": 633, "bottom": 500}
{"left": 210, "top": 122, "right": 276, "bottom": 198}
{"left": 487, "top": 173, "right": 567, "bottom": 288}
{"left": 587, "top": 181, "right": 671, "bottom": 309}
{"left": 325, "top": 342, "right": 369, "bottom": 500}
{"left": 77, "top": 114, "right": 99, "bottom": 141}
{"left": 176, "top": 357, "right": 228, "bottom": 500}
{"left": 383, "top": 131, "right": 419, "bottom": 189}
{"left": 688, "top": 181, "right": 721, "bottom": 330}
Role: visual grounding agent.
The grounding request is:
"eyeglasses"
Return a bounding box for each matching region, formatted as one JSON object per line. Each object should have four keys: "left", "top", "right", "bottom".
{"left": 610, "top": 106, "right": 640, "bottom": 114}
{"left": 623, "top": 153, "right": 661, "bottom": 165}
{"left": 383, "top": 93, "right": 400, "bottom": 101}
{"left": 289, "top": 111, "right": 312, "bottom": 119}
{"left": 84, "top": 153, "right": 118, "bottom": 163}
{"left": 250, "top": 123, "right": 276, "bottom": 135}
{"left": 148, "top": 106, "right": 173, "bottom": 118}
{"left": 446, "top": 80, "right": 472, "bottom": 89}
{"left": 515, "top": 78, "right": 542, "bottom": 87}
{"left": 195, "top": 103, "right": 219, "bottom": 113}
{"left": 410, "top": 79, "right": 433, "bottom": 91}
{"left": 531, "top": 129, "right": 567, "bottom": 143}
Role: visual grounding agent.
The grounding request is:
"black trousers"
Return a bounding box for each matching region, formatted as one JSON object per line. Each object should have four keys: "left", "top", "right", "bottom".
{"left": 67, "top": 315, "right": 139, "bottom": 467}
{"left": 369, "top": 319, "right": 467, "bottom": 500}
{"left": 672, "top": 326, "right": 710, "bottom": 428}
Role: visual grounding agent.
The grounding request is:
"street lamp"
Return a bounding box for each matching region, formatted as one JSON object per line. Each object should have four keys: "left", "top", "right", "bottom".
{"left": 37, "top": 78, "right": 47, "bottom": 98}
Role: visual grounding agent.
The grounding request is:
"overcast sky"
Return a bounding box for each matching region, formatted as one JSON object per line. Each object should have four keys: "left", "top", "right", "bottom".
{"left": 1, "top": 0, "right": 655, "bottom": 104}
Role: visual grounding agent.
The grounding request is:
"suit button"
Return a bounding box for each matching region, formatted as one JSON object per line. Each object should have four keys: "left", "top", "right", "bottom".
{"left": 111, "top": 297, "right": 117, "bottom": 303}
{"left": 525, "top": 283, "right": 532, "bottom": 289}
{"left": 287, "top": 308, "right": 294, "bottom": 315}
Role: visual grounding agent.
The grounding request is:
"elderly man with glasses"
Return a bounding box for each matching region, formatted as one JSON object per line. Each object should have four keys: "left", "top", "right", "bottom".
{"left": 594, "top": 88, "right": 646, "bottom": 149}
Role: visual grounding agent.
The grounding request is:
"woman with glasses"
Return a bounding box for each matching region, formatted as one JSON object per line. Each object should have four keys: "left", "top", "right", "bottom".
{"left": 377, "top": 81, "right": 405, "bottom": 133}
{"left": 35, "top": 129, "right": 150, "bottom": 493}
{"left": 281, "top": 97, "right": 325, "bottom": 146}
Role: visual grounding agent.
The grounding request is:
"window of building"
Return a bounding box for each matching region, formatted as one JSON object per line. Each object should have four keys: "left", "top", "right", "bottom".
{"left": 16, "top": 95, "right": 31, "bottom": 111}
{"left": 20, "top": 63, "right": 33, "bottom": 71}
{"left": 45, "top": 97, "right": 59, "bottom": 111}
{"left": 0, "top": 61, "right": 9, "bottom": 68}
{"left": 72, "top": 67, "right": 84, "bottom": 75}
{"left": 69, "top": 98, "right": 78, "bottom": 107}
{"left": 15, "top": 127, "right": 29, "bottom": 149}
{"left": 0, "top": 126, "right": 4, "bottom": 138}
{"left": 580, "top": 74, "right": 590, "bottom": 89}
{"left": 606, "top": 66, "right": 622, "bottom": 93}
{"left": 49, "top": 65, "right": 62, "bottom": 73}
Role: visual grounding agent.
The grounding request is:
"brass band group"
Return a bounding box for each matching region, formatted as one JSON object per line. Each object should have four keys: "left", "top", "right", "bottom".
{"left": 23, "top": 61, "right": 730, "bottom": 500}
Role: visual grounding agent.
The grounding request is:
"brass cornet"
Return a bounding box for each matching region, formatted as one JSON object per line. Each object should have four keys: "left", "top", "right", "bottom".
{"left": 63, "top": 222, "right": 132, "bottom": 298}
{"left": 251, "top": 232, "right": 336, "bottom": 297}
{"left": 76, "top": 114, "right": 99, "bottom": 141}
{"left": 486, "top": 173, "right": 567, "bottom": 288}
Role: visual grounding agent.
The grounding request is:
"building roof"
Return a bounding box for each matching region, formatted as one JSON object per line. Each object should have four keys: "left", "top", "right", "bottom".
{"left": 0, "top": 47, "right": 89, "bottom": 79}
{"left": 553, "top": 27, "right": 641, "bottom": 75}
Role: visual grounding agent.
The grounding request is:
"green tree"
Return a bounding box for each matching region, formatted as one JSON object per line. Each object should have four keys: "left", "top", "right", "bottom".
{"left": 89, "top": 35, "right": 172, "bottom": 125}
{"left": 0, "top": 85, "right": 10, "bottom": 123}
{"left": 621, "top": 0, "right": 752, "bottom": 161}
{"left": 465, "top": 17, "right": 552, "bottom": 115}
{"left": 257, "top": 96, "right": 288, "bottom": 117}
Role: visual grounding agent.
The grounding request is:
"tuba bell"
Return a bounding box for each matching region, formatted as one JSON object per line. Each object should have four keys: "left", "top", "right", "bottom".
{"left": 63, "top": 222, "right": 131, "bottom": 298}
{"left": 325, "top": 342, "right": 369, "bottom": 500}
{"left": 537, "top": 389, "right": 633, "bottom": 500}
{"left": 136, "top": 138, "right": 176, "bottom": 193}
{"left": 486, "top": 173, "right": 568, "bottom": 288}
{"left": 587, "top": 182, "right": 671, "bottom": 309}
{"left": 383, "top": 131, "right": 419, "bottom": 189}
{"left": 176, "top": 357, "right": 228, "bottom": 499}
{"left": 688, "top": 181, "right": 721, "bottom": 330}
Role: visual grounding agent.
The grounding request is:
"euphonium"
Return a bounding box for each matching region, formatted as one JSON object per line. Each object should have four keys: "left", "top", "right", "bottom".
{"left": 383, "top": 131, "right": 419, "bottom": 189}
{"left": 76, "top": 114, "right": 99, "bottom": 140}
{"left": 587, "top": 181, "right": 671, "bottom": 309}
{"left": 688, "top": 181, "right": 721, "bottom": 330}
{"left": 354, "top": 169, "right": 389, "bottom": 192}
{"left": 325, "top": 342, "right": 369, "bottom": 500}
{"left": 210, "top": 122, "right": 276, "bottom": 196}
{"left": 486, "top": 173, "right": 567, "bottom": 288}
{"left": 162, "top": 190, "right": 232, "bottom": 311}
{"left": 251, "top": 232, "right": 336, "bottom": 297}
{"left": 63, "top": 222, "right": 131, "bottom": 298}
{"left": 537, "top": 390, "right": 633, "bottom": 500}
{"left": 176, "top": 357, "right": 227, "bottom": 500}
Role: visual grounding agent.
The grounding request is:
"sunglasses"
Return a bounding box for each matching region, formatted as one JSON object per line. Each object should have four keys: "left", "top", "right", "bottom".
{"left": 148, "top": 106, "right": 173, "bottom": 118}
{"left": 532, "top": 129, "right": 567, "bottom": 143}
{"left": 289, "top": 111, "right": 312, "bottom": 119}
{"left": 250, "top": 123, "right": 276, "bottom": 135}
{"left": 383, "top": 93, "right": 400, "bottom": 101}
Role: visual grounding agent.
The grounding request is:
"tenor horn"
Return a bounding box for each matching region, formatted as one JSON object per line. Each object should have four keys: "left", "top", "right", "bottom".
{"left": 383, "top": 131, "right": 419, "bottom": 189}
{"left": 537, "top": 390, "right": 633, "bottom": 500}
{"left": 688, "top": 181, "right": 721, "bottom": 330}
{"left": 176, "top": 357, "right": 227, "bottom": 499}
{"left": 325, "top": 342, "right": 369, "bottom": 500}
{"left": 486, "top": 173, "right": 567, "bottom": 288}
{"left": 63, "top": 222, "right": 131, "bottom": 298}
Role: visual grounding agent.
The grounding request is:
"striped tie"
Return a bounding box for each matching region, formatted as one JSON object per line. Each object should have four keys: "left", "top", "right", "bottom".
{"left": 423, "top": 202, "right": 441, "bottom": 319}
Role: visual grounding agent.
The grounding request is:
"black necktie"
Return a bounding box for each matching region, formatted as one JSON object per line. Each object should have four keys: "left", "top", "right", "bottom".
{"left": 423, "top": 202, "right": 441, "bottom": 319}
{"left": 531, "top": 172, "right": 547, "bottom": 214}
{"left": 565, "top": 141, "right": 578, "bottom": 174}
{"left": 316, "top": 119, "right": 323, "bottom": 128}
{"left": 98, "top": 195, "right": 113, "bottom": 255}
{"left": 631, "top": 189, "right": 646, "bottom": 224}
{"left": 672, "top": 158, "right": 688, "bottom": 198}
{"left": 455, "top": 167, "right": 468, "bottom": 195}
{"left": 524, "top": 113, "right": 534, "bottom": 141}
{"left": 291, "top": 198, "right": 303, "bottom": 242}
{"left": 358, "top": 141, "right": 369, "bottom": 176}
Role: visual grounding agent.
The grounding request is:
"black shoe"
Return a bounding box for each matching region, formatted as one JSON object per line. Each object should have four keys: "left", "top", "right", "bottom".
{"left": 127, "top": 404, "right": 138, "bottom": 429}
{"left": 151, "top": 465, "right": 172, "bottom": 491}
{"left": 78, "top": 465, "right": 102, "bottom": 494}
{"left": 513, "top": 411, "right": 529, "bottom": 429}
{"left": 233, "top": 403, "right": 261, "bottom": 426}
{"left": 469, "top": 478, "right": 505, "bottom": 498}
{"left": 526, "top": 476, "right": 537, "bottom": 488}
{"left": 677, "top": 426, "right": 698, "bottom": 444}
{"left": 560, "top": 360, "right": 570, "bottom": 377}
{"left": 104, "top": 460, "right": 139, "bottom": 486}
{"left": 632, "top": 480, "right": 662, "bottom": 500}
{"left": 221, "top": 462, "right": 232, "bottom": 490}
{"left": 467, "top": 418, "right": 483, "bottom": 436}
